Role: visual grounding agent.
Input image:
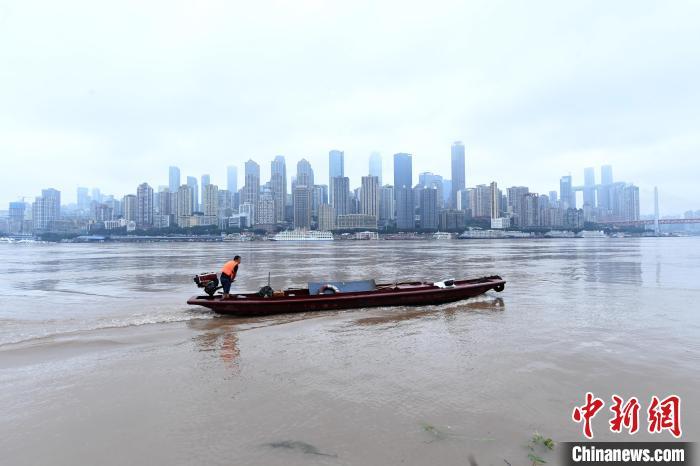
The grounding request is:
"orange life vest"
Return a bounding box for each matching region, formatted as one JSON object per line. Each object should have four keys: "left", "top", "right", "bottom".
{"left": 221, "top": 260, "right": 238, "bottom": 278}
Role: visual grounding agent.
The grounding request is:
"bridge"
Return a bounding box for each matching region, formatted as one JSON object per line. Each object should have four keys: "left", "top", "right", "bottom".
{"left": 603, "top": 218, "right": 700, "bottom": 227}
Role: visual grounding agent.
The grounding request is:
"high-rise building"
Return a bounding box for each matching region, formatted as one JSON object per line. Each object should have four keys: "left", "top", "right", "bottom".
{"left": 329, "top": 150, "right": 344, "bottom": 205}
{"left": 187, "top": 176, "right": 199, "bottom": 212}
{"left": 297, "top": 159, "right": 314, "bottom": 187}
{"left": 379, "top": 185, "right": 395, "bottom": 226}
{"left": 318, "top": 204, "right": 335, "bottom": 231}
{"left": 601, "top": 165, "right": 613, "bottom": 186}
{"left": 331, "top": 176, "right": 350, "bottom": 217}
{"left": 202, "top": 183, "right": 219, "bottom": 217}
{"left": 312, "top": 185, "right": 328, "bottom": 217}
{"left": 548, "top": 190, "right": 558, "bottom": 204}
{"left": 122, "top": 194, "right": 137, "bottom": 222}
{"left": 136, "top": 183, "right": 154, "bottom": 228}
{"left": 506, "top": 186, "right": 530, "bottom": 226}
{"left": 226, "top": 166, "right": 238, "bottom": 193}
{"left": 91, "top": 188, "right": 101, "bottom": 204}
{"left": 270, "top": 156, "right": 286, "bottom": 223}
{"left": 393, "top": 153, "right": 413, "bottom": 190}
{"left": 8, "top": 202, "right": 26, "bottom": 233}
{"left": 369, "top": 152, "right": 382, "bottom": 185}
{"left": 560, "top": 175, "right": 575, "bottom": 209}
{"left": 360, "top": 176, "right": 380, "bottom": 219}
{"left": 176, "top": 185, "right": 193, "bottom": 225}
{"left": 521, "top": 193, "right": 540, "bottom": 227}
{"left": 257, "top": 191, "right": 276, "bottom": 225}
{"left": 395, "top": 186, "right": 414, "bottom": 230}
{"left": 418, "top": 172, "right": 444, "bottom": 208}
{"left": 293, "top": 186, "right": 312, "bottom": 229}
{"left": 77, "top": 187, "right": 90, "bottom": 211}
{"left": 201, "top": 174, "right": 211, "bottom": 212}
{"left": 473, "top": 185, "right": 492, "bottom": 218}
{"left": 419, "top": 187, "right": 438, "bottom": 230}
{"left": 217, "top": 190, "right": 233, "bottom": 219}
{"left": 451, "top": 141, "right": 466, "bottom": 208}
{"left": 169, "top": 166, "right": 181, "bottom": 193}
{"left": 243, "top": 160, "right": 260, "bottom": 222}
{"left": 583, "top": 167, "right": 596, "bottom": 207}
{"left": 490, "top": 182, "right": 499, "bottom": 219}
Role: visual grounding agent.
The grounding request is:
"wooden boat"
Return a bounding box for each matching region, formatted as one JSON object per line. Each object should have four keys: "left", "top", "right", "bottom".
{"left": 187, "top": 275, "right": 505, "bottom": 316}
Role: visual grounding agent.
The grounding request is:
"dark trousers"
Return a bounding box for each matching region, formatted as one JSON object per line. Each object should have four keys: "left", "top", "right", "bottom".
{"left": 220, "top": 273, "right": 233, "bottom": 294}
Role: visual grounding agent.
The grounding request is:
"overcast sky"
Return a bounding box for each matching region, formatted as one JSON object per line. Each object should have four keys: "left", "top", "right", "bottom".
{"left": 1, "top": 0, "right": 698, "bottom": 214}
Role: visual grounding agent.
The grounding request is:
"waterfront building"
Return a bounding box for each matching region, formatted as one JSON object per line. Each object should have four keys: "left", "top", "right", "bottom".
{"left": 201, "top": 174, "right": 211, "bottom": 212}
{"left": 379, "top": 185, "right": 395, "bottom": 226}
{"left": 490, "top": 182, "right": 499, "bottom": 219}
{"left": 136, "top": 183, "right": 154, "bottom": 228}
{"left": 31, "top": 188, "right": 61, "bottom": 232}
{"left": 491, "top": 217, "right": 511, "bottom": 229}
{"left": 395, "top": 186, "right": 414, "bottom": 230}
{"left": 369, "top": 152, "right": 382, "bottom": 185}
{"left": 336, "top": 214, "right": 377, "bottom": 231}
{"left": 393, "top": 153, "right": 413, "bottom": 190}
{"left": 158, "top": 186, "right": 172, "bottom": 216}
{"left": 560, "top": 175, "right": 575, "bottom": 209}
{"left": 91, "top": 188, "right": 102, "bottom": 204}
{"left": 548, "top": 190, "right": 558, "bottom": 205}
{"left": 239, "top": 202, "right": 255, "bottom": 228}
{"left": 451, "top": 141, "right": 465, "bottom": 208}
{"left": 270, "top": 156, "right": 286, "bottom": 223}
{"left": 601, "top": 165, "right": 613, "bottom": 185}
{"left": 472, "top": 185, "right": 492, "bottom": 218}
{"left": 521, "top": 193, "right": 540, "bottom": 227}
{"left": 257, "top": 191, "right": 276, "bottom": 226}
{"left": 583, "top": 167, "right": 596, "bottom": 207}
{"left": 8, "top": 202, "right": 26, "bottom": 234}
{"left": 331, "top": 176, "right": 350, "bottom": 217}
{"left": 418, "top": 172, "right": 444, "bottom": 208}
{"left": 217, "top": 190, "right": 233, "bottom": 219}
{"left": 439, "top": 209, "right": 466, "bottom": 231}
{"left": 329, "top": 150, "right": 344, "bottom": 204}
{"left": 169, "top": 166, "right": 181, "bottom": 193}
{"left": 312, "top": 185, "right": 328, "bottom": 218}
{"left": 360, "top": 176, "right": 380, "bottom": 220}
{"left": 176, "top": 184, "right": 193, "bottom": 226}
{"left": 297, "top": 159, "right": 314, "bottom": 187}
{"left": 77, "top": 187, "right": 90, "bottom": 211}
{"left": 122, "top": 194, "right": 137, "bottom": 222}
{"left": 318, "top": 203, "right": 336, "bottom": 231}
{"left": 226, "top": 165, "right": 238, "bottom": 193}
{"left": 419, "top": 187, "right": 439, "bottom": 230}
{"left": 506, "top": 186, "right": 529, "bottom": 226}
{"left": 293, "top": 186, "right": 312, "bottom": 229}
{"left": 202, "top": 183, "right": 219, "bottom": 218}
{"left": 243, "top": 160, "right": 260, "bottom": 223}
{"left": 187, "top": 176, "right": 199, "bottom": 212}
{"left": 597, "top": 165, "right": 614, "bottom": 211}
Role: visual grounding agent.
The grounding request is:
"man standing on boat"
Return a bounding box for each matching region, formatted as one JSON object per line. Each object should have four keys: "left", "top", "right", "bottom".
{"left": 220, "top": 256, "right": 241, "bottom": 299}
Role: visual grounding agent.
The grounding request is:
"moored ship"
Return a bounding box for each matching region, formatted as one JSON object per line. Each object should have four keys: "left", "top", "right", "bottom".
{"left": 272, "top": 229, "right": 334, "bottom": 241}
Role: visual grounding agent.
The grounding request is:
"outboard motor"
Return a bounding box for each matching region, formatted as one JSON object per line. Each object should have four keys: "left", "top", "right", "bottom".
{"left": 194, "top": 272, "right": 220, "bottom": 296}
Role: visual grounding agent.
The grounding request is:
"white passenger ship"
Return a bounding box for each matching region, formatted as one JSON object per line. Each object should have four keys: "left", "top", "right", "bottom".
{"left": 272, "top": 230, "right": 334, "bottom": 241}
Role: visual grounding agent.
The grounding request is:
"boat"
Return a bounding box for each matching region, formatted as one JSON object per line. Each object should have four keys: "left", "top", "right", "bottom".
{"left": 272, "top": 229, "right": 334, "bottom": 241}
{"left": 432, "top": 231, "right": 452, "bottom": 240}
{"left": 187, "top": 275, "right": 506, "bottom": 316}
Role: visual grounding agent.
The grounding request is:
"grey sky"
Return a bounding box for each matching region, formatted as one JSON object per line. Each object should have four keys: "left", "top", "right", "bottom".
{"left": 1, "top": 0, "right": 698, "bottom": 214}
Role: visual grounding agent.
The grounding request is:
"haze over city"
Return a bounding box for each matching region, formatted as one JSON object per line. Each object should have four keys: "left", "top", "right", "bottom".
{"left": 1, "top": 0, "right": 698, "bottom": 214}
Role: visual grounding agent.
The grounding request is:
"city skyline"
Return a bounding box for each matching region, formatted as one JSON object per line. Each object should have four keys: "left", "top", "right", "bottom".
{"left": 2, "top": 1, "right": 699, "bottom": 214}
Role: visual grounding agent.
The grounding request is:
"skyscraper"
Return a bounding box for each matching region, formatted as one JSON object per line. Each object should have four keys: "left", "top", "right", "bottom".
{"left": 560, "top": 175, "right": 575, "bottom": 209}
{"left": 169, "top": 166, "right": 181, "bottom": 193}
{"left": 202, "top": 183, "right": 219, "bottom": 218}
{"left": 360, "top": 176, "right": 380, "bottom": 219}
{"left": 187, "top": 176, "right": 199, "bottom": 211}
{"left": 176, "top": 184, "right": 193, "bottom": 225}
{"left": 8, "top": 202, "right": 26, "bottom": 233}
{"left": 257, "top": 191, "right": 276, "bottom": 225}
{"left": 331, "top": 176, "right": 350, "bottom": 217}
{"left": 419, "top": 187, "right": 438, "bottom": 230}
{"left": 201, "top": 174, "right": 211, "bottom": 212}
{"left": 395, "top": 186, "right": 414, "bottom": 230}
{"left": 136, "top": 183, "right": 154, "bottom": 228}
{"left": 297, "top": 159, "right": 314, "bottom": 187}
{"left": 32, "top": 189, "right": 61, "bottom": 232}
{"left": 507, "top": 186, "right": 530, "bottom": 226}
{"left": 243, "top": 160, "right": 260, "bottom": 223}
{"left": 601, "top": 165, "right": 613, "bottom": 186}
{"left": 122, "top": 194, "right": 137, "bottom": 222}
{"left": 369, "top": 152, "right": 382, "bottom": 185}
{"left": 293, "top": 186, "right": 312, "bottom": 229}
{"left": 393, "top": 153, "right": 413, "bottom": 190}
{"left": 270, "top": 156, "right": 287, "bottom": 223}
{"left": 451, "top": 141, "right": 465, "bottom": 208}
{"left": 490, "top": 182, "right": 499, "bottom": 219}
{"left": 379, "top": 185, "right": 395, "bottom": 226}
{"left": 226, "top": 166, "right": 238, "bottom": 193}
{"left": 583, "top": 167, "right": 595, "bottom": 207}
{"left": 329, "top": 150, "right": 344, "bottom": 205}
{"left": 77, "top": 187, "right": 89, "bottom": 210}
{"left": 418, "top": 172, "right": 444, "bottom": 208}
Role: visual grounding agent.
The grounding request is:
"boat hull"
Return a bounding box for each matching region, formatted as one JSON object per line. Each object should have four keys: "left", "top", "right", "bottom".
{"left": 187, "top": 276, "right": 505, "bottom": 316}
